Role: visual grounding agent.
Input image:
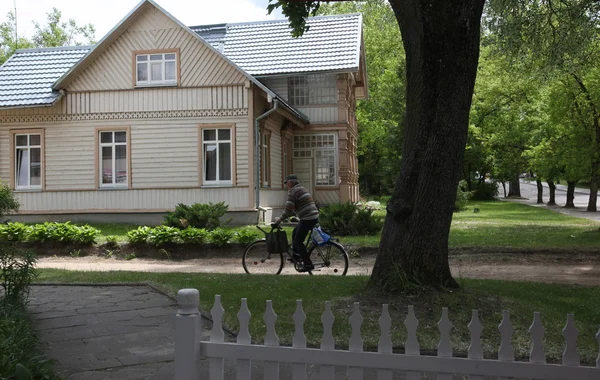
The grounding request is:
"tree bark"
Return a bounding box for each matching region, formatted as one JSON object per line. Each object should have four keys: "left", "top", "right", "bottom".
{"left": 547, "top": 181, "right": 556, "bottom": 205}
{"left": 536, "top": 179, "right": 543, "bottom": 204}
{"left": 565, "top": 181, "right": 576, "bottom": 208}
{"left": 507, "top": 176, "right": 521, "bottom": 197}
{"left": 501, "top": 181, "right": 507, "bottom": 198}
{"left": 370, "top": 0, "right": 485, "bottom": 289}
{"left": 588, "top": 166, "right": 599, "bottom": 212}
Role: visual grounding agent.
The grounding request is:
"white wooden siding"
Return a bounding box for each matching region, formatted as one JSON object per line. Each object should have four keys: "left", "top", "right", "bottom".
{"left": 236, "top": 122, "right": 249, "bottom": 186}
{"left": 259, "top": 189, "right": 287, "bottom": 207}
{"left": 15, "top": 187, "right": 250, "bottom": 212}
{"left": 258, "top": 77, "right": 288, "bottom": 101}
{"left": 45, "top": 126, "right": 95, "bottom": 190}
{"left": 314, "top": 190, "right": 339, "bottom": 205}
{"left": 66, "top": 6, "right": 246, "bottom": 92}
{"left": 270, "top": 131, "right": 282, "bottom": 188}
{"left": 131, "top": 124, "right": 199, "bottom": 187}
{"left": 297, "top": 106, "right": 338, "bottom": 123}
{"left": 0, "top": 130, "right": 9, "bottom": 182}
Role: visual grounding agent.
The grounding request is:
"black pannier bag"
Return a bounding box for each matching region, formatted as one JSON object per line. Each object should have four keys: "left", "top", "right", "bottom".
{"left": 266, "top": 229, "right": 289, "bottom": 253}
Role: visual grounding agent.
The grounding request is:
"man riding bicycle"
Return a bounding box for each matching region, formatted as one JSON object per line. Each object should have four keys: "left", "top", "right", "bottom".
{"left": 274, "top": 174, "right": 319, "bottom": 272}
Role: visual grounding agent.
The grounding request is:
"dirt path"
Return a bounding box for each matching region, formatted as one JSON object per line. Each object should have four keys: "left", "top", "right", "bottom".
{"left": 36, "top": 254, "right": 600, "bottom": 286}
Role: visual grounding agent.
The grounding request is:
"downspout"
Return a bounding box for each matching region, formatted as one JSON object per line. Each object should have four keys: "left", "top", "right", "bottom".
{"left": 254, "top": 99, "right": 279, "bottom": 209}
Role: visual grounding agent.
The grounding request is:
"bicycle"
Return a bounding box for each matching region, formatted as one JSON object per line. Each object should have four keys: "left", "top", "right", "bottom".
{"left": 242, "top": 224, "right": 349, "bottom": 275}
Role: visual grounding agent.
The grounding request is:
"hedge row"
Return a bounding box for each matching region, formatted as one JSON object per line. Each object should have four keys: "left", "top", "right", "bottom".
{"left": 0, "top": 222, "right": 99, "bottom": 245}
{"left": 127, "top": 226, "right": 259, "bottom": 246}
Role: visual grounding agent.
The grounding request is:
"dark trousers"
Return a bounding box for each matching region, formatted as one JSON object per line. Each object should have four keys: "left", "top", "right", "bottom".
{"left": 292, "top": 218, "right": 318, "bottom": 264}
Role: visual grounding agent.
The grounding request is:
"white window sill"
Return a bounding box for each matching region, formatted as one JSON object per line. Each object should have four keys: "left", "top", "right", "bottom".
{"left": 98, "top": 186, "right": 129, "bottom": 190}
{"left": 14, "top": 188, "right": 42, "bottom": 192}
{"left": 202, "top": 184, "right": 233, "bottom": 188}
{"left": 135, "top": 83, "right": 177, "bottom": 88}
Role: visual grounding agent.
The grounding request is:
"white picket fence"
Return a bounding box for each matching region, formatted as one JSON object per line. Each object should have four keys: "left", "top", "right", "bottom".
{"left": 174, "top": 288, "right": 600, "bottom": 380}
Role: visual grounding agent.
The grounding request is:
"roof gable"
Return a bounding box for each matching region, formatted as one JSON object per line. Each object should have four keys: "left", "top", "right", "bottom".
{"left": 190, "top": 14, "right": 363, "bottom": 76}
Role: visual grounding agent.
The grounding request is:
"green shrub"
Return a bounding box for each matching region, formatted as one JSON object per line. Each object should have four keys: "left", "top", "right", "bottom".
{"left": 103, "top": 235, "right": 120, "bottom": 250}
{"left": 179, "top": 227, "right": 209, "bottom": 245}
{"left": 164, "top": 202, "right": 230, "bottom": 230}
{"left": 234, "top": 229, "right": 259, "bottom": 245}
{"left": 126, "top": 226, "right": 151, "bottom": 244}
{"left": 455, "top": 180, "right": 473, "bottom": 211}
{"left": 0, "top": 245, "right": 37, "bottom": 304}
{"left": 0, "top": 222, "right": 28, "bottom": 242}
{"left": 26, "top": 222, "right": 99, "bottom": 245}
{"left": 320, "top": 202, "right": 384, "bottom": 236}
{"left": 0, "top": 181, "right": 19, "bottom": 219}
{"left": 471, "top": 181, "right": 499, "bottom": 200}
{"left": 147, "top": 226, "right": 180, "bottom": 246}
{"left": 209, "top": 228, "right": 234, "bottom": 246}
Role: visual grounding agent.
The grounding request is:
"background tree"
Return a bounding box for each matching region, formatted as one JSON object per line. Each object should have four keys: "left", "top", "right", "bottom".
{"left": 32, "top": 8, "right": 96, "bottom": 47}
{"left": 0, "top": 12, "right": 33, "bottom": 65}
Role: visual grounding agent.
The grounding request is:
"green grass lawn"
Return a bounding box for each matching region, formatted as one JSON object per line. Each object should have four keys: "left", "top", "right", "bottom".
{"left": 37, "top": 269, "right": 600, "bottom": 365}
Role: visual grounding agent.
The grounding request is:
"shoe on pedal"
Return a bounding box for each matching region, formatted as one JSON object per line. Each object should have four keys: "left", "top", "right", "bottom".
{"left": 291, "top": 253, "right": 302, "bottom": 261}
{"left": 298, "top": 263, "right": 314, "bottom": 272}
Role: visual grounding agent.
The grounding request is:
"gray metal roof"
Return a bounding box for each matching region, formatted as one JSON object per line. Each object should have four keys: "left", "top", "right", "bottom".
{"left": 190, "top": 13, "right": 362, "bottom": 76}
{"left": 0, "top": 46, "right": 90, "bottom": 108}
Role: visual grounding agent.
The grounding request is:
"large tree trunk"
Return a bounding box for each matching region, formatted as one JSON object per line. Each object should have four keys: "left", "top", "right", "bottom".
{"left": 536, "top": 179, "right": 543, "bottom": 204}
{"left": 547, "top": 181, "right": 556, "bottom": 205}
{"left": 501, "top": 181, "right": 507, "bottom": 198}
{"left": 370, "top": 0, "right": 485, "bottom": 289}
{"left": 588, "top": 167, "right": 599, "bottom": 212}
{"left": 565, "top": 181, "right": 576, "bottom": 208}
{"left": 507, "top": 176, "right": 521, "bottom": 197}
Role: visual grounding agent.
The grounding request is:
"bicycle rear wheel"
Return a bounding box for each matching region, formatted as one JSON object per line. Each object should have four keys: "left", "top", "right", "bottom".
{"left": 242, "top": 240, "right": 284, "bottom": 275}
{"left": 308, "top": 241, "right": 349, "bottom": 276}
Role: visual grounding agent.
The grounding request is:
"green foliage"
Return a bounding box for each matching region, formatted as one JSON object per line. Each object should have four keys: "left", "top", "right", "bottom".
{"left": 0, "top": 12, "right": 34, "bottom": 65}
{"left": 147, "top": 226, "right": 180, "bottom": 246}
{"left": 455, "top": 180, "right": 474, "bottom": 211}
{"left": 179, "top": 227, "right": 209, "bottom": 245}
{"left": 0, "top": 181, "right": 19, "bottom": 219}
{"left": 0, "top": 222, "right": 28, "bottom": 242}
{"left": 267, "top": 0, "right": 321, "bottom": 37}
{"left": 32, "top": 8, "right": 96, "bottom": 47}
{"left": 25, "top": 222, "right": 99, "bottom": 245}
{"left": 126, "top": 226, "right": 151, "bottom": 245}
{"left": 0, "top": 245, "right": 37, "bottom": 304}
{"left": 209, "top": 228, "right": 234, "bottom": 246}
{"left": 164, "top": 202, "right": 229, "bottom": 230}
{"left": 125, "top": 253, "right": 136, "bottom": 261}
{"left": 102, "top": 235, "right": 120, "bottom": 250}
{"left": 234, "top": 229, "right": 260, "bottom": 245}
{"left": 320, "top": 202, "right": 384, "bottom": 236}
{"left": 470, "top": 181, "right": 500, "bottom": 200}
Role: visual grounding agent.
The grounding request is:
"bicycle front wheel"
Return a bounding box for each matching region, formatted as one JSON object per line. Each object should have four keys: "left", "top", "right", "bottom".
{"left": 242, "top": 240, "right": 284, "bottom": 275}
{"left": 308, "top": 241, "right": 349, "bottom": 276}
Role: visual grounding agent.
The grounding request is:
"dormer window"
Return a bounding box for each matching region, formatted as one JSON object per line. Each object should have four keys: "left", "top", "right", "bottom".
{"left": 134, "top": 49, "right": 179, "bottom": 87}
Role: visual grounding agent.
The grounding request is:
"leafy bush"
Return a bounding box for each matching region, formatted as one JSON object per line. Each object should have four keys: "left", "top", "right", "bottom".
{"left": 471, "top": 181, "right": 499, "bottom": 200}
{"left": 0, "top": 181, "right": 19, "bottom": 219}
{"left": 164, "top": 202, "right": 230, "bottom": 230}
{"left": 0, "top": 222, "right": 28, "bottom": 242}
{"left": 147, "top": 226, "right": 180, "bottom": 246}
{"left": 126, "top": 226, "right": 151, "bottom": 244}
{"left": 234, "top": 229, "right": 259, "bottom": 245}
{"left": 179, "top": 227, "right": 209, "bottom": 245}
{"left": 103, "top": 235, "right": 120, "bottom": 250}
{"left": 320, "top": 202, "right": 384, "bottom": 236}
{"left": 26, "top": 222, "right": 99, "bottom": 245}
{"left": 0, "top": 245, "right": 37, "bottom": 304}
{"left": 455, "top": 180, "right": 473, "bottom": 211}
{"left": 209, "top": 228, "right": 234, "bottom": 246}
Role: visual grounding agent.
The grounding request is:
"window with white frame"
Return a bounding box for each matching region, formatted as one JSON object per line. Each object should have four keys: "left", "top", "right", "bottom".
{"left": 136, "top": 52, "right": 177, "bottom": 86}
{"left": 100, "top": 131, "right": 128, "bottom": 187}
{"left": 261, "top": 131, "right": 270, "bottom": 187}
{"left": 15, "top": 134, "right": 42, "bottom": 189}
{"left": 288, "top": 74, "right": 337, "bottom": 106}
{"left": 293, "top": 134, "right": 336, "bottom": 186}
{"left": 203, "top": 128, "right": 232, "bottom": 185}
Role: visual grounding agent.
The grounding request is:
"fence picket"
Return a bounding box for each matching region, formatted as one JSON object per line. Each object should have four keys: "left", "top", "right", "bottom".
{"left": 596, "top": 329, "right": 600, "bottom": 368}
{"left": 236, "top": 298, "right": 252, "bottom": 380}
{"left": 498, "top": 310, "right": 515, "bottom": 380}
{"left": 320, "top": 301, "right": 335, "bottom": 380}
{"left": 377, "top": 304, "right": 392, "bottom": 380}
{"left": 292, "top": 300, "right": 307, "bottom": 380}
{"left": 529, "top": 312, "right": 546, "bottom": 365}
{"left": 562, "top": 313, "right": 580, "bottom": 367}
{"left": 436, "top": 307, "right": 453, "bottom": 380}
{"left": 264, "top": 300, "right": 280, "bottom": 380}
{"left": 468, "top": 310, "right": 484, "bottom": 380}
{"left": 404, "top": 305, "right": 421, "bottom": 380}
{"left": 348, "top": 302, "right": 364, "bottom": 380}
{"left": 209, "top": 295, "right": 225, "bottom": 380}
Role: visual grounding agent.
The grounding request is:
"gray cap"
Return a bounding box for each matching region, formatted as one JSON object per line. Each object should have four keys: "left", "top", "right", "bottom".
{"left": 283, "top": 174, "right": 298, "bottom": 184}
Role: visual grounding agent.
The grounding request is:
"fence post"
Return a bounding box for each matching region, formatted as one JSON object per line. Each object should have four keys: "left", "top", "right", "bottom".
{"left": 176, "top": 289, "right": 201, "bottom": 380}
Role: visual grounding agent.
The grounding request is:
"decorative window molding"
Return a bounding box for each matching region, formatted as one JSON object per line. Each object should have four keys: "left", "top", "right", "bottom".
{"left": 282, "top": 136, "right": 292, "bottom": 188}
{"left": 261, "top": 129, "right": 271, "bottom": 187}
{"left": 293, "top": 134, "right": 337, "bottom": 186}
{"left": 10, "top": 129, "right": 45, "bottom": 191}
{"left": 199, "top": 124, "right": 236, "bottom": 186}
{"left": 95, "top": 127, "right": 132, "bottom": 189}
{"left": 288, "top": 74, "right": 337, "bottom": 106}
{"left": 132, "top": 49, "right": 180, "bottom": 88}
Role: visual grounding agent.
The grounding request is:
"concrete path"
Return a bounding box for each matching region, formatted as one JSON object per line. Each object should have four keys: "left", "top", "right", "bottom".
{"left": 28, "top": 285, "right": 201, "bottom": 379}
